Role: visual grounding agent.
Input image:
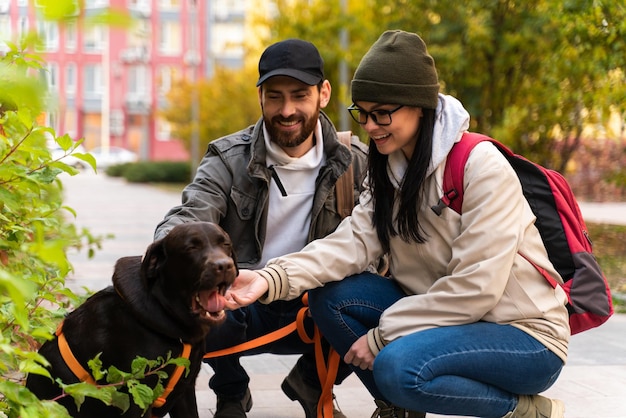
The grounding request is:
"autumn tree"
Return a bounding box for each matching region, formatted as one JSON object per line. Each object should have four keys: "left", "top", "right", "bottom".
{"left": 162, "top": 0, "right": 624, "bottom": 172}
{"left": 161, "top": 65, "right": 259, "bottom": 156}
{"left": 259, "top": 0, "right": 626, "bottom": 171}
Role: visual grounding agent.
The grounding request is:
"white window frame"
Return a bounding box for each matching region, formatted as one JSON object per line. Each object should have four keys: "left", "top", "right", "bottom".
{"left": 158, "top": 20, "right": 181, "bottom": 55}
{"left": 36, "top": 20, "right": 59, "bottom": 52}
{"left": 65, "top": 20, "right": 77, "bottom": 51}
{"left": 65, "top": 62, "right": 77, "bottom": 95}
{"left": 84, "top": 64, "right": 103, "bottom": 97}
{"left": 83, "top": 24, "right": 105, "bottom": 52}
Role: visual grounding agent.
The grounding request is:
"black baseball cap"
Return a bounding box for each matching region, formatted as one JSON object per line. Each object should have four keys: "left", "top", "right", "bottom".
{"left": 256, "top": 39, "right": 325, "bottom": 87}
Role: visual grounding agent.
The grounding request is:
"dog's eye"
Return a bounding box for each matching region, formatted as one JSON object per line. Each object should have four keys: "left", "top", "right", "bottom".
{"left": 186, "top": 237, "right": 204, "bottom": 250}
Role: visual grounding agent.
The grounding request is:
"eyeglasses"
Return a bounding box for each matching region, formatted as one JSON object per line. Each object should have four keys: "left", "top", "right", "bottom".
{"left": 347, "top": 104, "right": 404, "bottom": 126}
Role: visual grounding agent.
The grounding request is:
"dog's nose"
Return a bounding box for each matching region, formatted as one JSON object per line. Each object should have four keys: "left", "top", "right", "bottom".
{"left": 211, "top": 257, "right": 235, "bottom": 273}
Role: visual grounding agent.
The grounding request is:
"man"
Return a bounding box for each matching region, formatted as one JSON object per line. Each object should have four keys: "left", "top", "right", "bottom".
{"left": 154, "top": 39, "right": 368, "bottom": 418}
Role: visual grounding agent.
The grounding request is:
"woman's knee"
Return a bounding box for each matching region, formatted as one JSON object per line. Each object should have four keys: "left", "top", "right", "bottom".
{"left": 374, "top": 344, "right": 419, "bottom": 403}
{"left": 309, "top": 273, "right": 372, "bottom": 312}
{"left": 307, "top": 285, "right": 332, "bottom": 315}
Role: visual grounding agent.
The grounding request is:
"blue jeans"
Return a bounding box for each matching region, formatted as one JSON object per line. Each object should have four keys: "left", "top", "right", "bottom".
{"left": 308, "top": 273, "right": 564, "bottom": 417}
{"left": 204, "top": 297, "right": 352, "bottom": 399}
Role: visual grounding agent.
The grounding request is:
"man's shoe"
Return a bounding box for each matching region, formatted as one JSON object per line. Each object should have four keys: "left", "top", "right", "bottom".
{"left": 281, "top": 366, "right": 346, "bottom": 418}
{"left": 371, "top": 399, "right": 426, "bottom": 418}
{"left": 503, "top": 394, "right": 565, "bottom": 418}
{"left": 214, "top": 387, "right": 253, "bottom": 418}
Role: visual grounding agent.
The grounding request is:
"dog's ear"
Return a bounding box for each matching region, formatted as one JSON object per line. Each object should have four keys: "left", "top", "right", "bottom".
{"left": 141, "top": 239, "right": 166, "bottom": 286}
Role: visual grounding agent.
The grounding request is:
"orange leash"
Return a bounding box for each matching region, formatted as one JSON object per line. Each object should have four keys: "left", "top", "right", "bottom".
{"left": 202, "top": 321, "right": 299, "bottom": 359}
{"left": 203, "top": 293, "right": 340, "bottom": 418}
{"left": 203, "top": 294, "right": 316, "bottom": 359}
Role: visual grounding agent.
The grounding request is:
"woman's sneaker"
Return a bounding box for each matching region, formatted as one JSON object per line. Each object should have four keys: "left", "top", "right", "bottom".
{"left": 503, "top": 394, "right": 565, "bottom": 418}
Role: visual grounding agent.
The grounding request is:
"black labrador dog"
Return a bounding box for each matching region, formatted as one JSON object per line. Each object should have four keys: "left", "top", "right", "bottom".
{"left": 26, "top": 222, "right": 237, "bottom": 418}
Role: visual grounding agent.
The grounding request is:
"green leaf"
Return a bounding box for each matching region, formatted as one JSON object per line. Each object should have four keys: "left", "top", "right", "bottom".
{"left": 106, "top": 365, "right": 131, "bottom": 384}
{"left": 19, "top": 362, "right": 52, "bottom": 379}
{"left": 109, "top": 390, "right": 131, "bottom": 413}
{"left": 35, "top": 0, "right": 81, "bottom": 21}
{"left": 128, "top": 382, "right": 154, "bottom": 411}
{"left": 87, "top": 353, "right": 106, "bottom": 381}
{"left": 62, "top": 381, "right": 114, "bottom": 410}
{"left": 71, "top": 152, "right": 97, "bottom": 171}
{"left": 0, "top": 379, "right": 40, "bottom": 405}
{"left": 130, "top": 356, "right": 150, "bottom": 377}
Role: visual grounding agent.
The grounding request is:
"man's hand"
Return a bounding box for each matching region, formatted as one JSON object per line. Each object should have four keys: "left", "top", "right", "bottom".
{"left": 224, "top": 269, "right": 269, "bottom": 310}
{"left": 344, "top": 335, "right": 375, "bottom": 370}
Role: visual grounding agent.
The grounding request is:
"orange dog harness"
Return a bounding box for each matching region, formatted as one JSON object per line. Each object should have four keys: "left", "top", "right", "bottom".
{"left": 55, "top": 321, "right": 191, "bottom": 411}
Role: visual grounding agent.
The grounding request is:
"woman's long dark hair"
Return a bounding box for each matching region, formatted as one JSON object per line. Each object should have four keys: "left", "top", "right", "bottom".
{"left": 369, "top": 108, "right": 436, "bottom": 253}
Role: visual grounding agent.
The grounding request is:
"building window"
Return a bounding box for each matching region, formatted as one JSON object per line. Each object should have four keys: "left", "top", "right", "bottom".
{"left": 65, "top": 63, "right": 77, "bottom": 95}
{"left": 158, "top": 20, "right": 181, "bottom": 55}
{"left": 84, "top": 0, "right": 109, "bottom": 7}
{"left": 17, "top": 16, "right": 28, "bottom": 40}
{"left": 156, "top": 118, "right": 172, "bottom": 141}
{"left": 36, "top": 21, "right": 59, "bottom": 52}
{"left": 157, "top": 65, "right": 180, "bottom": 97}
{"left": 0, "top": 15, "right": 10, "bottom": 54}
{"left": 43, "top": 63, "right": 59, "bottom": 90}
{"left": 158, "top": 0, "right": 180, "bottom": 10}
{"left": 127, "top": 65, "right": 150, "bottom": 97}
{"left": 129, "top": 0, "right": 151, "bottom": 13}
{"left": 44, "top": 111, "right": 59, "bottom": 132}
{"left": 84, "top": 64, "right": 103, "bottom": 97}
{"left": 65, "top": 20, "right": 77, "bottom": 51}
{"left": 0, "top": 0, "right": 10, "bottom": 14}
{"left": 83, "top": 25, "right": 105, "bottom": 52}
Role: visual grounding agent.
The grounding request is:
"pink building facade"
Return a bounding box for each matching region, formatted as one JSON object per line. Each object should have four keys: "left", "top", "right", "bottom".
{"left": 0, "top": 0, "right": 224, "bottom": 161}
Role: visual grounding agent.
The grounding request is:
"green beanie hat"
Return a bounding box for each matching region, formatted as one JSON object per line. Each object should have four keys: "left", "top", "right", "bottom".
{"left": 351, "top": 30, "right": 440, "bottom": 109}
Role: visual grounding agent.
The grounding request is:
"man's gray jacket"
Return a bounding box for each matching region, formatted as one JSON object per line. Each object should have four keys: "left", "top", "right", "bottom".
{"left": 154, "top": 112, "right": 368, "bottom": 268}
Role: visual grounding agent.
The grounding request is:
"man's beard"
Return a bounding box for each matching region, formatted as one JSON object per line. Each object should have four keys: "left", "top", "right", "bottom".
{"left": 263, "top": 105, "right": 320, "bottom": 149}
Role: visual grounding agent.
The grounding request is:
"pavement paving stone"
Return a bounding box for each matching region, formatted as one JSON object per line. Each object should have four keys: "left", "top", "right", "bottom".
{"left": 61, "top": 172, "right": 626, "bottom": 417}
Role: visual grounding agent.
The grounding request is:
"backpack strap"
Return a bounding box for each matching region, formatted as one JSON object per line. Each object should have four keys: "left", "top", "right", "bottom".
{"left": 432, "top": 132, "right": 495, "bottom": 216}
{"left": 335, "top": 131, "right": 354, "bottom": 219}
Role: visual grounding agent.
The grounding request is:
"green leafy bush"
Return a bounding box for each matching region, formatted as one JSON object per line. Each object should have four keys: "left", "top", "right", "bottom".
{"left": 104, "top": 162, "right": 134, "bottom": 177}
{"left": 0, "top": 41, "right": 101, "bottom": 417}
{"left": 114, "top": 161, "right": 191, "bottom": 183}
{"left": 1, "top": 34, "right": 187, "bottom": 417}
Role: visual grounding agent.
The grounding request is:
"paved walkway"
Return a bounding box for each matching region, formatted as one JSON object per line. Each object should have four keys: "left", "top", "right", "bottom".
{"left": 61, "top": 171, "right": 626, "bottom": 417}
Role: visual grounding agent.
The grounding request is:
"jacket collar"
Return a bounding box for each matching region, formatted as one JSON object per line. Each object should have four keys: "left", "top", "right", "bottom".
{"left": 247, "top": 111, "right": 351, "bottom": 181}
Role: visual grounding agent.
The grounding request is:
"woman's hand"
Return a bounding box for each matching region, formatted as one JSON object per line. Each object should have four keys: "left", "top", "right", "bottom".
{"left": 224, "top": 269, "right": 269, "bottom": 310}
{"left": 344, "top": 335, "right": 375, "bottom": 370}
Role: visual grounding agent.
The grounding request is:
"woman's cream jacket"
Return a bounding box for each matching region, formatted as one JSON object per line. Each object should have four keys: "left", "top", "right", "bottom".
{"left": 256, "top": 95, "right": 570, "bottom": 362}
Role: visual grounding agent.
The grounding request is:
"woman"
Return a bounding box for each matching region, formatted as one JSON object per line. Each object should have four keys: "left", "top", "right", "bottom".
{"left": 226, "top": 30, "right": 569, "bottom": 418}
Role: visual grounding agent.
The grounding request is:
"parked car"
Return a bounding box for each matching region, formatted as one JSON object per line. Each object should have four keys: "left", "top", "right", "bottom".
{"left": 89, "top": 146, "right": 138, "bottom": 169}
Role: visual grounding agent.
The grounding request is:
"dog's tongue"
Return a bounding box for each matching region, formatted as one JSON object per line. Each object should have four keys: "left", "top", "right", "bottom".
{"left": 199, "top": 289, "right": 226, "bottom": 313}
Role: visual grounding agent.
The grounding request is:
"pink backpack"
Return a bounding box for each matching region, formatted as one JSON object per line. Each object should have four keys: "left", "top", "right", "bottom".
{"left": 433, "top": 132, "right": 614, "bottom": 334}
